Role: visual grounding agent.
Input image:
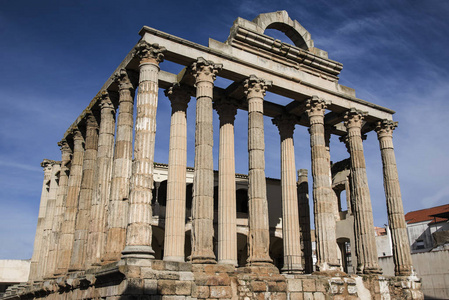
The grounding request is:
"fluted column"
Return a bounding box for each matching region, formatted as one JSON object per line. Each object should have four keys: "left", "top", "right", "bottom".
{"left": 45, "top": 140, "right": 71, "bottom": 278}
{"left": 190, "top": 58, "right": 222, "bottom": 264}
{"left": 87, "top": 92, "right": 116, "bottom": 266}
{"left": 375, "top": 119, "right": 412, "bottom": 276}
{"left": 343, "top": 108, "right": 381, "bottom": 274}
{"left": 29, "top": 160, "right": 54, "bottom": 281}
{"left": 122, "top": 41, "right": 165, "bottom": 259}
{"left": 40, "top": 161, "right": 61, "bottom": 279}
{"left": 215, "top": 98, "right": 238, "bottom": 266}
{"left": 244, "top": 75, "right": 272, "bottom": 266}
{"left": 306, "top": 96, "right": 340, "bottom": 271}
{"left": 103, "top": 70, "right": 135, "bottom": 263}
{"left": 70, "top": 112, "right": 99, "bottom": 270}
{"left": 325, "top": 127, "right": 341, "bottom": 222}
{"left": 55, "top": 130, "right": 85, "bottom": 275}
{"left": 297, "top": 169, "right": 313, "bottom": 274}
{"left": 272, "top": 114, "right": 303, "bottom": 273}
{"left": 163, "top": 84, "right": 191, "bottom": 262}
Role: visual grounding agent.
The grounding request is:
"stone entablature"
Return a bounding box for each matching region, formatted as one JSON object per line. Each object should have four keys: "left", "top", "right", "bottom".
{"left": 5, "top": 10, "right": 422, "bottom": 300}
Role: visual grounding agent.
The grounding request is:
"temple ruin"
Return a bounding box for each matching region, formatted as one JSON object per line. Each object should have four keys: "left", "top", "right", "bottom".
{"left": 3, "top": 11, "right": 423, "bottom": 300}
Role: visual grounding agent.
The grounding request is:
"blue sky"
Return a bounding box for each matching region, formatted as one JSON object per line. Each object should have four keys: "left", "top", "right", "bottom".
{"left": 1, "top": 0, "right": 448, "bottom": 259}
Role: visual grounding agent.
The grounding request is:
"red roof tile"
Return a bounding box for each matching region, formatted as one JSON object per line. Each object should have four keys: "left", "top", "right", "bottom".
{"left": 405, "top": 204, "right": 449, "bottom": 225}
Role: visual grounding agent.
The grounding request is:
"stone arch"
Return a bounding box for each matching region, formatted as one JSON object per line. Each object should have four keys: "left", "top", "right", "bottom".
{"left": 252, "top": 11, "right": 314, "bottom": 50}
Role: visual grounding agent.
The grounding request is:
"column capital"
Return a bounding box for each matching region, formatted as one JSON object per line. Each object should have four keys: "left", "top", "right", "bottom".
{"left": 272, "top": 114, "right": 298, "bottom": 139}
{"left": 164, "top": 83, "right": 191, "bottom": 112}
{"left": 375, "top": 119, "right": 398, "bottom": 139}
{"left": 85, "top": 112, "right": 99, "bottom": 129}
{"left": 135, "top": 41, "right": 166, "bottom": 64}
{"left": 113, "top": 69, "right": 136, "bottom": 92}
{"left": 98, "top": 91, "right": 115, "bottom": 111}
{"left": 305, "top": 96, "right": 330, "bottom": 120}
{"left": 191, "top": 57, "right": 222, "bottom": 85}
{"left": 214, "top": 98, "right": 238, "bottom": 124}
{"left": 70, "top": 128, "right": 84, "bottom": 141}
{"left": 58, "top": 139, "right": 71, "bottom": 154}
{"left": 41, "top": 159, "right": 58, "bottom": 170}
{"left": 344, "top": 108, "right": 367, "bottom": 129}
{"left": 243, "top": 75, "right": 271, "bottom": 99}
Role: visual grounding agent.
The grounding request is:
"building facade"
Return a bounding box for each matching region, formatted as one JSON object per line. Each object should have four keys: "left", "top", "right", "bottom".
{"left": 3, "top": 11, "right": 422, "bottom": 300}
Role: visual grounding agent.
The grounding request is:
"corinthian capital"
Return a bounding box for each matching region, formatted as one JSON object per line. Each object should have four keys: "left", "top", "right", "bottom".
{"left": 135, "top": 41, "right": 166, "bottom": 64}
{"left": 70, "top": 128, "right": 84, "bottom": 141}
{"left": 113, "top": 69, "right": 135, "bottom": 91}
{"left": 58, "top": 139, "right": 71, "bottom": 153}
{"left": 272, "top": 114, "right": 298, "bottom": 139}
{"left": 191, "top": 57, "right": 222, "bottom": 85}
{"left": 98, "top": 91, "right": 115, "bottom": 111}
{"left": 243, "top": 75, "right": 271, "bottom": 99}
{"left": 214, "top": 97, "right": 238, "bottom": 124}
{"left": 305, "top": 96, "right": 330, "bottom": 120}
{"left": 344, "top": 108, "right": 367, "bottom": 129}
{"left": 375, "top": 119, "right": 398, "bottom": 139}
{"left": 164, "top": 83, "right": 191, "bottom": 112}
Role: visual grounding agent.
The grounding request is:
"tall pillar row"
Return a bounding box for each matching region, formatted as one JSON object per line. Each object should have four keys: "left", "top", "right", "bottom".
{"left": 39, "top": 160, "right": 62, "bottom": 279}
{"left": 244, "top": 75, "right": 272, "bottom": 266}
{"left": 87, "top": 92, "right": 116, "bottom": 266}
{"left": 215, "top": 98, "right": 238, "bottom": 266}
{"left": 122, "top": 41, "right": 165, "bottom": 260}
{"left": 55, "top": 129, "right": 85, "bottom": 275}
{"left": 70, "top": 112, "right": 99, "bottom": 271}
{"left": 45, "top": 140, "right": 71, "bottom": 278}
{"left": 163, "top": 84, "right": 191, "bottom": 262}
{"left": 29, "top": 160, "right": 55, "bottom": 281}
{"left": 342, "top": 108, "right": 381, "bottom": 274}
{"left": 306, "top": 96, "right": 340, "bottom": 271}
{"left": 272, "top": 114, "right": 303, "bottom": 273}
{"left": 103, "top": 69, "right": 135, "bottom": 263}
{"left": 190, "top": 58, "right": 222, "bottom": 264}
{"left": 375, "top": 120, "right": 412, "bottom": 276}
{"left": 297, "top": 169, "right": 314, "bottom": 274}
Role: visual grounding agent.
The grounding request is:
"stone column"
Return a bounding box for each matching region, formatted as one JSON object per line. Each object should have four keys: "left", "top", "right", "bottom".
{"left": 55, "top": 129, "right": 85, "bottom": 275}
{"left": 272, "top": 114, "right": 303, "bottom": 273}
{"left": 375, "top": 119, "right": 412, "bottom": 276}
{"left": 190, "top": 58, "right": 222, "bottom": 264}
{"left": 87, "top": 92, "right": 116, "bottom": 266}
{"left": 343, "top": 108, "right": 381, "bottom": 274}
{"left": 45, "top": 140, "right": 71, "bottom": 278}
{"left": 103, "top": 70, "right": 135, "bottom": 263}
{"left": 305, "top": 96, "right": 340, "bottom": 271}
{"left": 29, "top": 160, "right": 54, "bottom": 281}
{"left": 70, "top": 112, "right": 99, "bottom": 271}
{"left": 325, "top": 127, "right": 341, "bottom": 222}
{"left": 244, "top": 75, "right": 272, "bottom": 266}
{"left": 297, "top": 169, "right": 313, "bottom": 274}
{"left": 215, "top": 98, "right": 238, "bottom": 266}
{"left": 121, "top": 41, "right": 165, "bottom": 260}
{"left": 163, "top": 83, "right": 191, "bottom": 262}
{"left": 39, "top": 161, "right": 61, "bottom": 279}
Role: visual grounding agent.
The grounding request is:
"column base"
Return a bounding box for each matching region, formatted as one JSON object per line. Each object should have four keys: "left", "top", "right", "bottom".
{"left": 281, "top": 264, "right": 304, "bottom": 274}
{"left": 247, "top": 255, "right": 273, "bottom": 266}
{"left": 121, "top": 245, "right": 155, "bottom": 260}
{"left": 191, "top": 249, "right": 216, "bottom": 264}
{"left": 218, "top": 259, "right": 238, "bottom": 267}
{"left": 163, "top": 256, "right": 185, "bottom": 263}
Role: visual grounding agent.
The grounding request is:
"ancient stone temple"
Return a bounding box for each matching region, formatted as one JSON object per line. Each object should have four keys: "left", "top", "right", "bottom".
{"left": 4, "top": 11, "right": 423, "bottom": 300}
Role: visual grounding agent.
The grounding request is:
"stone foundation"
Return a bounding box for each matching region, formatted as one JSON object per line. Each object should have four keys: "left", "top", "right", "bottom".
{"left": 3, "top": 260, "right": 423, "bottom": 299}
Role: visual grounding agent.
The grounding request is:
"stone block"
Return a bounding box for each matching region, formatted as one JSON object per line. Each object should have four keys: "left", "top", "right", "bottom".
{"left": 313, "top": 292, "right": 325, "bottom": 300}
{"left": 302, "top": 279, "right": 316, "bottom": 292}
{"left": 303, "top": 292, "right": 313, "bottom": 300}
{"left": 175, "top": 281, "right": 192, "bottom": 295}
{"left": 126, "top": 278, "right": 144, "bottom": 295}
{"left": 179, "top": 271, "right": 194, "bottom": 281}
{"left": 161, "top": 296, "right": 186, "bottom": 300}
{"left": 144, "top": 279, "right": 158, "bottom": 295}
{"left": 287, "top": 279, "right": 303, "bottom": 292}
{"left": 271, "top": 292, "right": 287, "bottom": 300}
{"left": 271, "top": 281, "right": 287, "bottom": 292}
{"left": 289, "top": 292, "right": 304, "bottom": 300}
{"left": 152, "top": 260, "right": 166, "bottom": 271}
{"left": 158, "top": 280, "right": 177, "bottom": 295}
{"left": 250, "top": 281, "right": 267, "bottom": 292}
{"left": 142, "top": 267, "right": 157, "bottom": 279}
{"left": 210, "top": 286, "right": 232, "bottom": 298}
{"left": 192, "top": 285, "right": 209, "bottom": 298}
